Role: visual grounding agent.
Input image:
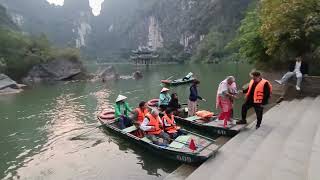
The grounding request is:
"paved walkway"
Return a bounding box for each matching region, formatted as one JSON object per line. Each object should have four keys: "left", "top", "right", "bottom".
{"left": 187, "top": 96, "right": 320, "bottom": 180}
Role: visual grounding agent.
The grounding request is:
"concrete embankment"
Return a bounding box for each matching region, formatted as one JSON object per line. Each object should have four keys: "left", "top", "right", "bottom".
{"left": 187, "top": 96, "right": 320, "bottom": 180}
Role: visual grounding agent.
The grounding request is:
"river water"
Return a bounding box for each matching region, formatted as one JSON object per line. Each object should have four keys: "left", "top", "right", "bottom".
{"left": 0, "top": 63, "right": 252, "bottom": 180}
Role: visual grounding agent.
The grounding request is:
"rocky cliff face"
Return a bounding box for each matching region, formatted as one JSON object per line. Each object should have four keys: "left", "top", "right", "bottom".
{"left": 0, "top": 0, "right": 252, "bottom": 61}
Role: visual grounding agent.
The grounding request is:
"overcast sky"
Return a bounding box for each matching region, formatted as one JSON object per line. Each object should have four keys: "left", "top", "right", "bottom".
{"left": 46, "top": 0, "right": 104, "bottom": 16}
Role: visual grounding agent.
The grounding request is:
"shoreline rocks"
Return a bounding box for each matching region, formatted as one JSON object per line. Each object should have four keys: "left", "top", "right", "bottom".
{"left": 0, "top": 74, "right": 25, "bottom": 94}
{"left": 22, "top": 58, "right": 84, "bottom": 84}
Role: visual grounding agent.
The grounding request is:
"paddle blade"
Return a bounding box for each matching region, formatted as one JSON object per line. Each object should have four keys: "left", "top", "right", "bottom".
{"left": 189, "top": 138, "right": 197, "bottom": 151}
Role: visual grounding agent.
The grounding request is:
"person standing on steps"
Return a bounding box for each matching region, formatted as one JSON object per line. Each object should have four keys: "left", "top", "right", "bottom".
{"left": 275, "top": 56, "right": 309, "bottom": 91}
{"left": 237, "top": 71, "right": 272, "bottom": 129}
{"left": 216, "top": 76, "right": 238, "bottom": 128}
{"left": 188, "top": 79, "right": 206, "bottom": 117}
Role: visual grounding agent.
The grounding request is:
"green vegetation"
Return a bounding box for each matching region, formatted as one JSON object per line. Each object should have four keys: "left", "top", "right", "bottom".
{"left": 189, "top": 0, "right": 252, "bottom": 63}
{"left": 0, "top": 5, "right": 80, "bottom": 80}
{"left": 230, "top": 0, "right": 320, "bottom": 70}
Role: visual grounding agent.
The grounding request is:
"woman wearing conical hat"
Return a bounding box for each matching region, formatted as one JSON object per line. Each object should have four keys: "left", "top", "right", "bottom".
{"left": 159, "top": 87, "right": 171, "bottom": 111}
{"left": 114, "top": 94, "right": 133, "bottom": 129}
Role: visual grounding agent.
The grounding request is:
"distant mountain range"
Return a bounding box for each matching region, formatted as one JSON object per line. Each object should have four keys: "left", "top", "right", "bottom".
{"left": 0, "top": 0, "right": 253, "bottom": 62}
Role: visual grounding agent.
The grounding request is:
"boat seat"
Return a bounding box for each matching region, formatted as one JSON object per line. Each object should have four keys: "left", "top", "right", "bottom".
{"left": 169, "top": 135, "right": 191, "bottom": 149}
{"left": 141, "top": 137, "right": 152, "bottom": 143}
{"left": 184, "top": 116, "right": 202, "bottom": 121}
{"left": 122, "top": 126, "right": 138, "bottom": 133}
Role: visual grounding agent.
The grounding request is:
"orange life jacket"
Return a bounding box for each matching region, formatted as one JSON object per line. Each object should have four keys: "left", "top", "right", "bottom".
{"left": 145, "top": 113, "right": 162, "bottom": 135}
{"left": 162, "top": 114, "right": 178, "bottom": 134}
{"left": 246, "top": 79, "right": 272, "bottom": 104}
{"left": 135, "top": 108, "right": 149, "bottom": 124}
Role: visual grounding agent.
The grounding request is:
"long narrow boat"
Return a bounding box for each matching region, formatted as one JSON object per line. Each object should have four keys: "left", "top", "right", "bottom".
{"left": 161, "top": 77, "right": 195, "bottom": 86}
{"left": 147, "top": 103, "right": 246, "bottom": 137}
{"left": 97, "top": 115, "right": 219, "bottom": 164}
{"left": 174, "top": 115, "right": 247, "bottom": 137}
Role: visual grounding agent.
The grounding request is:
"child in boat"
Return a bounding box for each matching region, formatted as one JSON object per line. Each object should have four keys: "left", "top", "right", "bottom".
{"left": 140, "top": 109, "right": 171, "bottom": 146}
{"left": 162, "top": 109, "right": 182, "bottom": 139}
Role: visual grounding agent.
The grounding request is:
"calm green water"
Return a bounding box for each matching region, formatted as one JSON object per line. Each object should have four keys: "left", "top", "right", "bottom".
{"left": 0, "top": 63, "right": 252, "bottom": 180}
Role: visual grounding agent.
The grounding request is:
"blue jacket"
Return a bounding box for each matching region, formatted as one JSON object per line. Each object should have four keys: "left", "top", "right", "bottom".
{"left": 189, "top": 85, "right": 202, "bottom": 102}
{"left": 159, "top": 93, "right": 171, "bottom": 106}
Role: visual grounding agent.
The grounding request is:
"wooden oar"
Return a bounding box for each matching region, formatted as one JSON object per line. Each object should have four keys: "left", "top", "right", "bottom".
{"left": 70, "top": 117, "right": 119, "bottom": 140}
{"left": 166, "top": 76, "right": 174, "bottom": 80}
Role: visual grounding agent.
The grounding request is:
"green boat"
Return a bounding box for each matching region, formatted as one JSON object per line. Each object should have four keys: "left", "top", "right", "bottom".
{"left": 97, "top": 116, "right": 219, "bottom": 164}
{"left": 161, "top": 77, "right": 195, "bottom": 86}
{"left": 174, "top": 116, "right": 247, "bottom": 137}
{"left": 147, "top": 105, "right": 245, "bottom": 137}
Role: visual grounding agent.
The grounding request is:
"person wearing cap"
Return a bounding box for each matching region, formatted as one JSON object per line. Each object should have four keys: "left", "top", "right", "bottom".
{"left": 114, "top": 94, "right": 133, "bottom": 129}
{"left": 237, "top": 71, "right": 272, "bottom": 129}
{"left": 216, "top": 76, "right": 238, "bottom": 128}
{"left": 159, "top": 87, "right": 171, "bottom": 111}
{"left": 188, "top": 79, "right": 206, "bottom": 117}
{"left": 140, "top": 109, "right": 171, "bottom": 146}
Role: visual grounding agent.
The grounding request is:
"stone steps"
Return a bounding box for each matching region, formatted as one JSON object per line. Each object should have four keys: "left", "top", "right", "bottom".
{"left": 186, "top": 100, "right": 294, "bottom": 180}
{"left": 268, "top": 96, "right": 320, "bottom": 180}
{"left": 207, "top": 99, "right": 304, "bottom": 180}
{"left": 187, "top": 96, "right": 320, "bottom": 180}
{"left": 235, "top": 97, "right": 315, "bottom": 180}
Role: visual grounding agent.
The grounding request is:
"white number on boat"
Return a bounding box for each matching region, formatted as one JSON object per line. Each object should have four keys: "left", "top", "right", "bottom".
{"left": 176, "top": 155, "right": 192, "bottom": 162}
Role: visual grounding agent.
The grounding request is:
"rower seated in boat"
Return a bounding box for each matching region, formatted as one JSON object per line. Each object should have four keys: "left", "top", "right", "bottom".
{"left": 140, "top": 109, "right": 171, "bottom": 146}
{"left": 159, "top": 88, "right": 171, "bottom": 111}
{"left": 162, "top": 109, "right": 182, "bottom": 139}
{"left": 182, "top": 72, "right": 193, "bottom": 81}
{"left": 114, "top": 95, "right": 133, "bottom": 129}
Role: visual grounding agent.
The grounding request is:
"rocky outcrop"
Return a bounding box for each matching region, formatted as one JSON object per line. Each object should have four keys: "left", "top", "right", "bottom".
{"left": 0, "top": 74, "right": 24, "bottom": 94}
{"left": 90, "top": 65, "right": 119, "bottom": 82}
{"left": 132, "top": 71, "right": 143, "bottom": 79}
{"left": 23, "top": 59, "right": 84, "bottom": 83}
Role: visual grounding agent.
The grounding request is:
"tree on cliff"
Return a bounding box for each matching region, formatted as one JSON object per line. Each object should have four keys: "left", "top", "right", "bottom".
{"left": 230, "top": 0, "right": 320, "bottom": 69}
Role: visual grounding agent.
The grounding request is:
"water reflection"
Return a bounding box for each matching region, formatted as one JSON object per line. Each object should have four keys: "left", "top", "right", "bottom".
{"left": 99, "top": 128, "right": 179, "bottom": 177}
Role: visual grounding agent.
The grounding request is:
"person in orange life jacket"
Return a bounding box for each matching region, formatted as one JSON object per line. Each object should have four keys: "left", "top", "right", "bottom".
{"left": 131, "top": 101, "right": 149, "bottom": 126}
{"left": 162, "top": 109, "right": 183, "bottom": 139}
{"left": 237, "top": 71, "right": 272, "bottom": 129}
{"left": 140, "top": 109, "right": 171, "bottom": 145}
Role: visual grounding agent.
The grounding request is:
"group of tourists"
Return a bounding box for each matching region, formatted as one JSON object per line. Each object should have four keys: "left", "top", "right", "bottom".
{"left": 113, "top": 57, "right": 308, "bottom": 143}
{"left": 114, "top": 96, "right": 182, "bottom": 145}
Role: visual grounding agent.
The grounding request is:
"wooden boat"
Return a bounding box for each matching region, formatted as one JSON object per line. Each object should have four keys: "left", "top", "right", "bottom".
{"left": 97, "top": 115, "right": 219, "bottom": 164}
{"left": 174, "top": 115, "right": 247, "bottom": 137}
{"left": 161, "top": 77, "right": 195, "bottom": 86}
